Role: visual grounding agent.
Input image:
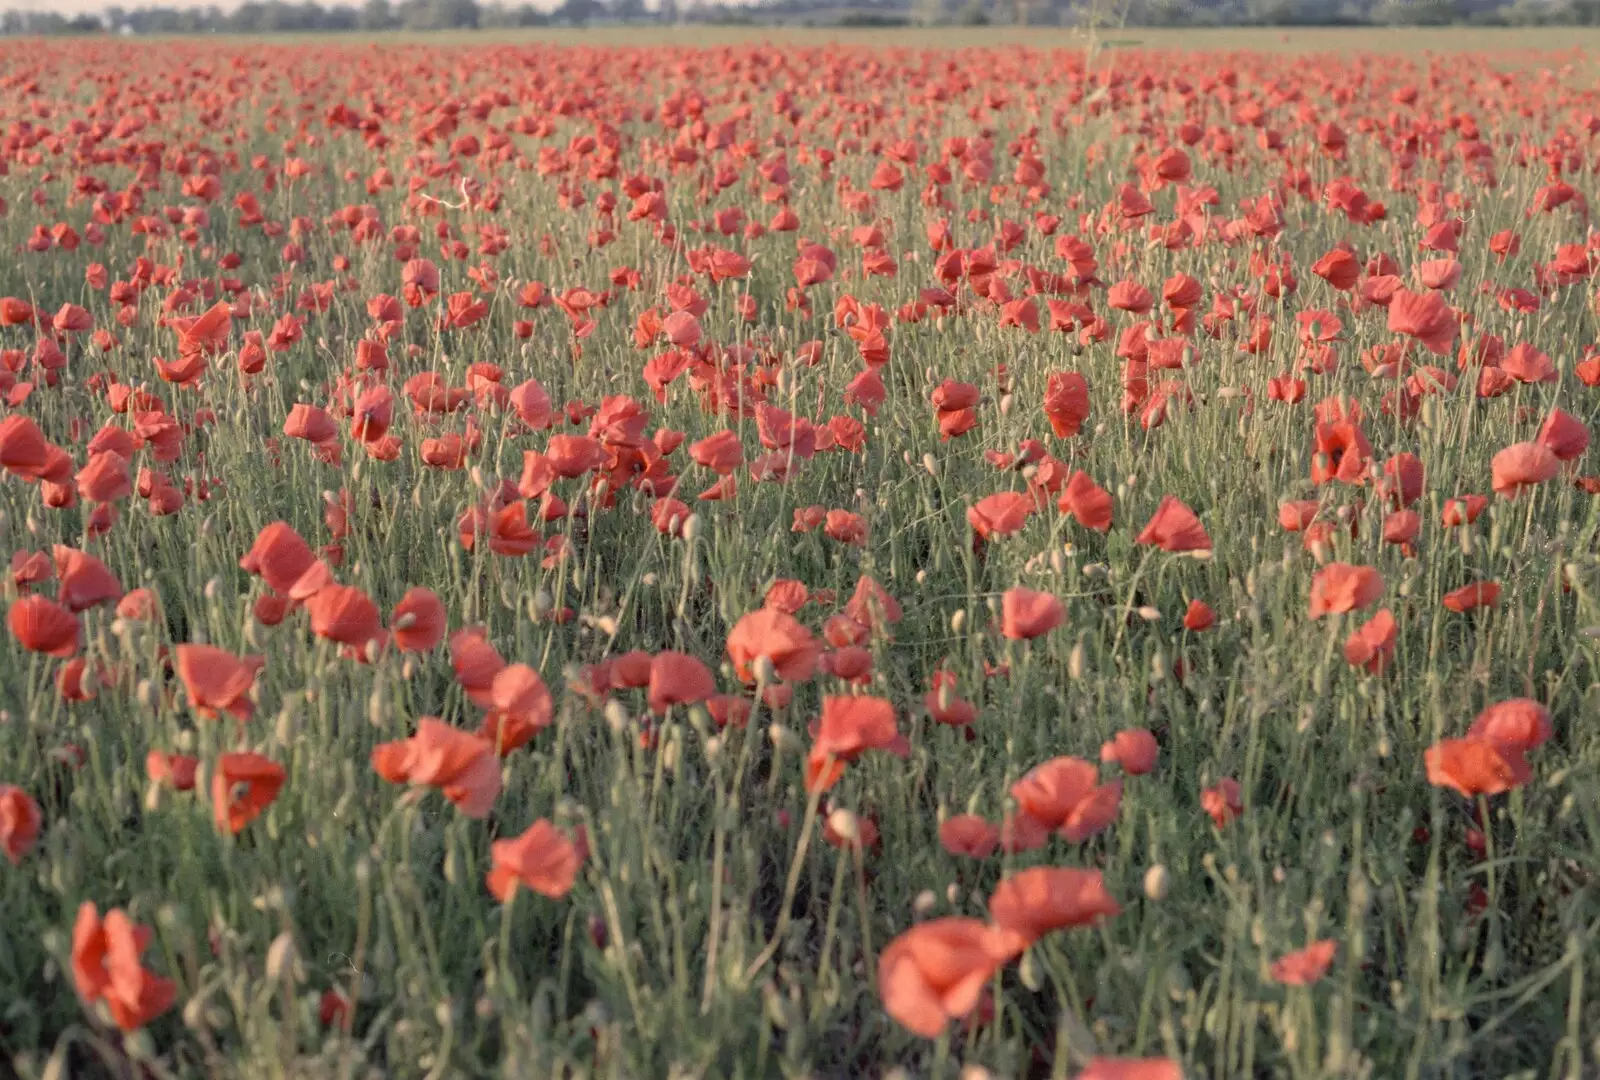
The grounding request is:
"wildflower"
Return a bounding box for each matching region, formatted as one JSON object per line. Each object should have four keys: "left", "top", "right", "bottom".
{"left": 175, "top": 644, "right": 263, "bottom": 721}
{"left": 987, "top": 867, "right": 1120, "bottom": 945}
{"left": 486, "top": 820, "right": 584, "bottom": 902}
{"left": 0, "top": 786, "right": 41, "bottom": 863}
{"left": 211, "top": 752, "right": 286, "bottom": 833}
{"left": 878, "top": 918, "right": 1019, "bottom": 1038}
{"left": 72, "top": 904, "right": 176, "bottom": 1032}
{"left": 1269, "top": 939, "right": 1337, "bottom": 985}
{"left": 1136, "top": 496, "right": 1211, "bottom": 553}
{"left": 372, "top": 718, "right": 501, "bottom": 817}
{"left": 999, "top": 586, "right": 1064, "bottom": 639}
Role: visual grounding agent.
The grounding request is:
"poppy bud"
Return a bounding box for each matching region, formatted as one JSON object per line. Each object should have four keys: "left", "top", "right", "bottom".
{"left": 275, "top": 703, "right": 298, "bottom": 747}
{"left": 183, "top": 993, "right": 212, "bottom": 1032}
{"left": 603, "top": 700, "right": 630, "bottom": 733}
{"left": 1018, "top": 948, "right": 1042, "bottom": 991}
{"left": 752, "top": 655, "right": 778, "bottom": 685}
{"left": 826, "top": 808, "right": 858, "bottom": 842}
{"left": 266, "top": 932, "right": 302, "bottom": 985}
{"left": 1144, "top": 864, "right": 1171, "bottom": 901}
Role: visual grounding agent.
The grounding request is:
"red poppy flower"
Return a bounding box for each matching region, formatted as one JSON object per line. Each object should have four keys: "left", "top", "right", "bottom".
{"left": 1442, "top": 581, "right": 1500, "bottom": 613}
{"left": 0, "top": 785, "right": 41, "bottom": 864}
{"left": 1100, "top": 729, "right": 1158, "bottom": 775}
{"left": 968, "top": 491, "right": 1032, "bottom": 540}
{"left": 240, "top": 522, "right": 317, "bottom": 594}
{"left": 647, "top": 651, "right": 716, "bottom": 715}
{"left": 924, "top": 671, "right": 977, "bottom": 728}
{"left": 76, "top": 451, "right": 131, "bottom": 504}
{"left": 1441, "top": 495, "right": 1487, "bottom": 527}
{"left": 878, "top": 918, "right": 1019, "bottom": 1038}
{"left": 1270, "top": 939, "right": 1337, "bottom": 986}
{"left": 1182, "top": 599, "right": 1215, "bottom": 631}
{"left": 480, "top": 664, "right": 555, "bottom": 754}
{"left": 175, "top": 644, "right": 261, "bottom": 721}
{"left": 486, "top": 819, "right": 583, "bottom": 902}
{"left": 1454, "top": 698, "right": 1548, "bottom": 789}
{"left": 1425, "top": 738, "right": 1520, "bottom": 797}
{"left": 1305, "top": 549, "right": 1382, "bottom": 607}
{"left": 987, "top": 866, "right": 1120, "bottom": 946}
{"left": 451, "top": 628, "right": 505, "bottom": 706}
{"left": 305, "top": 584, "right": 382, "bottom": 649}
{"left": 1536, "top": 409, "right": 1589, "bottom": 462}
{"left": 372, "top": 718, "right": 502, "bottom": 818}
{"left": 843, "top": 574, "right": 903, "bottom": 633}
{"left": 8, "top": 595, "right": 81, "bottom": 657}
{"left": 1202, "top": 777, "right": 1243, "bottom": 826}
{"left": 806, "top": 694, "right": 909, "bottom": 791}
{"left": 1387, "top": 288, "right": 1457, "bottom": 355}
{"left": 146, "top": 750, "right": 199, "bottom": 792}
{"left": 115, "top": 588, "right": 156, "bottom": 621}
{"left": 1011, "top": 756, "right": 1122, "bottom": 842}
{"left": 939, "top": 815, "right": 1000, "bottom": 859}
{"left": 390, "top": 587, "right": 445, "bottom": 652}
{"left": 1135, "top": 496, "right": 1211, "bottom": 553}
{"left": 72, "top": 903, "right": 176, "bottom": 1032}
{"left": 1491, "top": 442, "right": 1559, "bottom": 498}
{"left": 211, "top": 751, "right": 286, "bottom": 833}
{"left": 726, "top": 607, "right": 819, "bottom": 684}
{"left": 1043, "top": 371, "right": 1090, "bottom": 437}
{"left": 1058, "top": 471, "right": 1113, "bottom": 531}
{"left": 51, "top": 546, "right": 123, "bottom": 613}
{"left": 1343, "top": 609, "right": 1397, "bottom": 673}
{"left": 1076, "top": 1058, "right": 1182, "bottom": 1080}
{"left": 1000, "top": 587, "right": 1064, "bottom": 640}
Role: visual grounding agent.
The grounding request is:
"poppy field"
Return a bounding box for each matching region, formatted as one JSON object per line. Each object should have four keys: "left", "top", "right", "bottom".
{"left": 3, "top": 31, "right": 1600, "bottom": 1080}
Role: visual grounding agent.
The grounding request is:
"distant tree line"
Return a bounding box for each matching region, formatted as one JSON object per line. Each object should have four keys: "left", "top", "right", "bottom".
{"left": 0, "top": 0, "right": 623, "bottom": 34}
{"left": 4, "top": 0, "right": 1600, "bottom": 34}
